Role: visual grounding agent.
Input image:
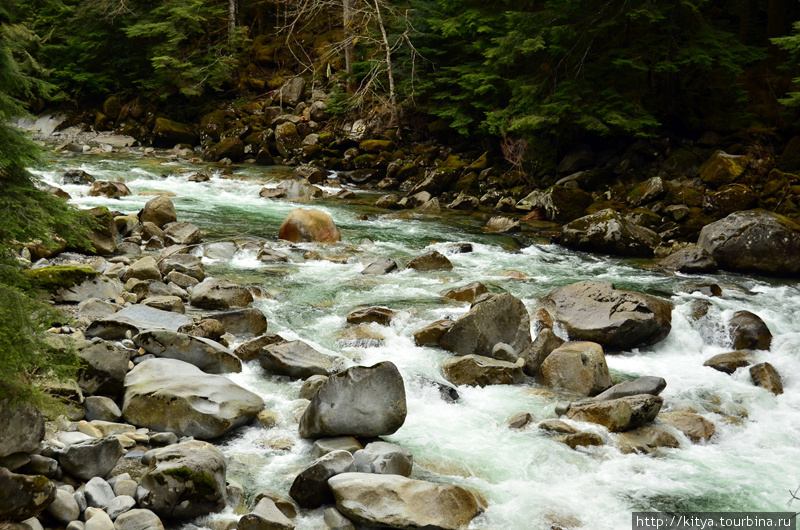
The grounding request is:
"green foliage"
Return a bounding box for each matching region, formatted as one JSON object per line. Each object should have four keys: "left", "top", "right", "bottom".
{"left": 772, "top": 21, "right": 800, "bottom": 107}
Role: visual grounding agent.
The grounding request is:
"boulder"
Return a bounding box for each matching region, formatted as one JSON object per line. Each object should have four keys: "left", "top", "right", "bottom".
{"left": 556, "top": 432, "right": 604, "bottom": 450}
{"left": 323, "top": 508, "right": 354, "bottom": 530}
{"left": 86, "top": 510, "right": 114, "bottom": 530}
{"left": 275, "top": 122, "right": 302, "bottom": 158}
{"left": 235, "top": 333, "right": 284, "bottom": 361}
{"left": 353, "top": 442, "right": 413, "bottom": 477}
{"left": 299, "top": 362, "right": 406, "bottom": 439}
{"left": 202, "top": 241, "right": 237, "bottom": 261}
{"left": 113, "top": 509, "right": 165, "bottom": 530}
{"left": 190, "top": 278, "right": 253, "bottom": 310}
{"left": 659, "top": 412, "right": 715, "bottom": 442}
{"left": 346, "top": 307, "right": 395, "bottom": 326}
{"left": 361, "top": 258, "right": 398, "bottom": 275}
{"left": 78, "top": 299, "right": 120, "bottom": 319}
{"left": 516, "top": 186, "right": 593, "bottom": 223}
{"left": 89, "top": 181, "right": 131, "bottom": 199}
{"left": 123, "top": 256, "right": 162, "bottom": 283}
{"left": 279, "top": 77, "right": 306, "bottom": 106}
{"left": 140, "top": 196, "right": 177, "bottom": 229}
{"left": 209, "top": 308, "right": 268, "bottom": 337}
{"left": 138, "top": 441, "right": 227, "bottom": 519}
{"left": 46, "top": 488, "right": 80, "bottom": 524}
{"left": 728, "top": 310, "right": 772, "bottom": 351}
{"left": 440, "top": 293, "right": 532, "bottom": 357}
{"left": 750, "top": 362, "right": 783, "bottom": 395}
{"left": 289, "top": 450, "right": 355, "bottom": 509}
{"left": 77, "top": 340, "right": 132, "bottom": 398}
{"left": 152, "top": 118, "right": 198, "bottom": 148}
{"left": 134, "top": 329, "right": 242, "bottom": 374}
{"left": 540, "top": 280, "right": 672, "bottom": 351}
{"left": 697, "top": 210, "right": 800, "bottom": 275}
{"left": 122, "top": 358, "right": 264, "bottom": 439}
{"left": 63, "top": 169, "right": 95, "bottom": 184}
{"left": 407, "top": 250, "right": 453, "bottom": 271}
{"left": 328, "top": 473, "right": 482, "bottom": 530}
{"left": 310, "top": 437, "right": 363, "bottom": 459}
{"left": 561, "top": 209, "right": 661, "bottom": 257}
{"left": 238, "top": 497, "right": 295, "bottom": 530}
{"left": 106, "top": 496, "right": 136, "bottom": 520}
{"left": 85, "top": 304, "right": 192, "bottom": 340}
{"left": 617, "top": 425, "right": 681, "bottom": 455}
{"left": 521, "top": 328, "right": 565, "bottom": 376}
{"left": 278, "top": 209, "right": 341, "bottom": 243}
{"left": 704, "top": 351, "right": 753, "bottom": 374}
{"left": 483, "top": 216, "right": 519, "bottom": 234}
{"left": 442, "top": 355, "right": 525, "bottom": 387}
{"left": 161, "top": 254, "right": 204, "bottom": 281}
{"left": 698, "top": 150, "right": 748, "bottom": 187}
{"left": 628, "top": 176, "right": 667, "bottom": 206}
{"left": 413, "top": 319, "right": 455, "bottom": 347}
{"left": 566, "top": 394, "right": 663, "bottom": 432}
{"left": 440, "top": 282, "right": 488, "bottom": 303}
{"left": 141, "top": 295, "right": 185, "bottom": 313}
{"left": 58, "top": 436, "right": 124, "bottom": 481}
{"left": 202, "top": 138, "right": 245, "bottom": 162}
{"left": 85, "top": 477, "right": 115, "bottom": 508}
{"left": 592, "top": 376, "right": 666, "bottom": 401}
{"left": 0, "top": 467, "right": 56, "bottom": 521}
{"left": 538, "top": 419, "right": 579, "bottom": 435}
{"left": 658, "top": 247, "right": 718, "bottom": 274}
{"left": 86, "top": 207, "right": 118, "bottom": 255}
{"left": 0, "top": 401, "right": 45, "bottom": 458}
{"left": 163, "top": 222, "right": 202, "bottom": 246}
{"left": 265, "top": 179, "right": 324, "bottom": 200}
{"left": 539, "top": 341, "right": 612, "bottom": 397}
{"left": 84, "top": 396, "right": 122, "bottom": 422}
{"left": 259, "top": 340, "right": 341, "bottom": 378}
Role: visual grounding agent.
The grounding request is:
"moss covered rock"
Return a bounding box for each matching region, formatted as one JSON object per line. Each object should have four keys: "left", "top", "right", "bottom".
{"left": 152, "top": 118, "right": 198, "bottom": 148}
{"left": 26, "top": 265, "right": 99, "bottom": 291}
{"left": 698, "top": 150, "right": 749, "bottom": 187}
{"left": 561, "top": 209, "right": 661, "bottom": 257}
{"left": 517, "top": 186, "right": 593, "bottom": 224}
{"left": 202, "top": 137, "right": 245, "bottom": 162}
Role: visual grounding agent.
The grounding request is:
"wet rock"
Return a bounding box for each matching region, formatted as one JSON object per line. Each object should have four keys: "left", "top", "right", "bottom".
{"left": 208, "top": 308, "right": 268, "bottom": 337}
{"left": 440, "top": 282, "right": 489, "bottom": 304}
{"left": 140, "top": 196, "right": 177, "bottom": 229}
{"left": 46, "top": 488, "right": 80, "bottom": 524}
{"left": 190, "top": 278, "right": 253, "bottom": 310}
{"left": 299, "top": 362, "right": 407, "bottom": 439}
{"left": 152, "top": 118, "right": 198, "bottom": 148}
{"left": 556, "top": 432, "right": 604, "bottom": 450}
{"left": 310, "top": 437, "right": 363, "bottom": 459}
{"left": 85, "top": 305, "right": 192, "bottom": 340}
{"left": 161, "top": 254, "right": 204, "bottom": 281}
{"left": 18, "top": 455, "right": 57, "bottom": 478}
{"left": 540, "top": 280, "right": 673, "bottom": 351}
{"left": 289, "top": 450, "right": 355, "bottom": 509}
{"left": 323, "top": 507, "right": 355, "bottom": 530}
{"left": 63, "top": 169, "right": 95, "bottom": 184}
{"left": 89, "top": 181, "right": 132, "bottom": 199}
{"left": 113, "top": 509, "right": 165, "bottom": 530}
{"left": 704, "top": 351, "right": 753, "bottom": 374}
{"left": 122, "top": 358, "right": 264, "bottom": 439}
{"left": 235, "top": 333, "right": 284, "bottom": 361}
{"left": 561, "top": 209, "right": 661, "bottom": 257}
{"left": 443, "top": 354, "right": 525, "bottom": 387}
{"left": 508, "top": 412, "right": 534, "bottom": 429}
{"left": 203, "top": 138, "right": 245, "bottom": 163}
{"left": 540, "top": 341, "right": 612, "bottom": 397}
{"left": 58, "top": 436, "right": 124, "bottom": 481}
{"left": 516, "top": 186, "right": 593, "bottom": 223}
{"left": 138, "top": 440, "right": 227, "bottom": 519}
{"left": 538, "top": 419, "right": 579, "bottom": 434}
{"left": 259, "top": 340, "right": 341, "bottom": 378}
{"left": 440, "top": 293, "right": 532, "bottom": 357}
{"left": 353, "top": 442, "right": 413, "bottom": 477}
{"left": 728, "top": 310, "right": 772, "bottom": 351}
{"left": 566, "top": 394, "right": 663, "bottom": 432}
{"left": 163, "top": 222, "right": 202, "bottom": 246}
{"left": 134, "top": 329, "right": 242, "bottom": 374}
{"left": 658, "top": 247, "right": 718, "bottom": 274}
{"left": 328, "top": 473, "right": 482, "bottom": 530}
{"left": 84, "top": 396, "right": 122, "bottom": 422}
{"left": 483, "top": 216, "right": 520, "bottom": 233}
{"left": 749, "top": 362, "right": 783, "bottom": 395}
{"left": 407, "top": 250, "right": 453, "bottom": 271}
{"left": 658, "top": 412, "right": 715, "bottom": 442}
{"left": 278, "top": 208, "right": 340, "bottom": 243}
{"left": 238, "top": 497, "right": 295, "bottom": 530}
{"left": 345, "top": 307, "right": 395, "bottom": 326}
{"left": 592, "top": 376, "right": 667, "bottom": 401}
{"left": 697, "top": 210, "right": 800, "bottom": 276}
{"left": 360, "top": 258, "right": 398, "bottom": 275}
{"left": 413, "top": 319, "right": 455, "bottom": 347}
{"left": 202, "top": 242, "right": 237, "bottom": 261}
{"left": 617, "top": 425, "right": 681, "bottom": 454}
{"left": 77, "top": 340, "right": 132, "bottom": 398}
{"left": 0, "top": 468, "right": 55, "bottom": 521}
{"left": 680, "top": 283, "right": 722, "bottom": 297}
{"left": 0, "top": 402, "right": 44, "bottom": 458}
{"left": 521, "top": 328, "right": 565, "bottom": 376}
{"left": 628, "top": 176, "right": 667, "bottom": 207}
{"left": 257, "top": 247, "right": 291, "bottom": 263}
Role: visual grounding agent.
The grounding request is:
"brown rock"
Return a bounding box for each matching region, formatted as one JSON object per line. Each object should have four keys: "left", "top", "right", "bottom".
{"left": 556, "top": 432, "right": 604, "bottom": 450}
{"left": 659, "top": 412, "right": 715, "bottom": 442}
{"left": 539, "top": 341, "right": 612, "bottom": 397}
{"left": 346, "top": 307, "right": 395, "bottom": 326}
{"left": 566, "top": 394, "right": 663, "bottom": 432}
{"left": 442, "top": 355, "right": 525, "bottom": 387}
{"left": 617, "top": 425, "right": 681, "bottom": 454}
{"left": 704, "top": 351, "right": 753, "bottom": 374}
{"left": 440, "top": 282, "right": 489, "bottom": 303}
{"left": 278, "top": 209, "right": 341, "bottom": 243}
{"left": 413, "top": 319, "right": 455, "bottom": 347}
{"left": 407, "top": 250, "right": 453, "bottom": 271}
{"left": 729, "top": 311, "right": 772, "bottom": 351}
{"left": 749, "top": 362, "right": 783, "bottom": 395}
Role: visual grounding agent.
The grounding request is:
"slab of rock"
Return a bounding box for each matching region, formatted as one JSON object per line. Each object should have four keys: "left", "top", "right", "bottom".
{"left": 238, "top": 497, "right": 295, "bottom": 530}
{"left": 278, "top": 208, "right": 340, "bottom": 243}
{"left": 328, "top": 473, "right": 482, "bottom": 530}
{"left": 440, "top": 282, "right": 489, "bottom": 303}
{"left": 235, "top": 333, "right": 285, "bottom": 361}
{"left": 540, "top": 280, "right": 672, "bottom": 351}
{"left": 189, "top": 278, "right": 253, "bottom": 310}
{"left": 58, "top": 436, "right": 124, "bottom": 481}
{"left": 561, "top": 209, "right": 661, "bottom": 257}
{"left": 566, "top": 394, "right": 663, "bottom": 432}
{"left": 617, "top": 425, "right": 680, "bottom": 454}
{"left": 443, "top": 355, "right": 525, "bottom": 387}
{"left": 138, "top": 440, "right": 227, "bottom": 519}
{"left": 299, "top": 362, "right": 406, "bottom": 438}
{"left": 122, "top": 358, "right": 264, "bottom": 439}
{"left": 540, "top": 341, "right": 612, "bottom": 397}
{"left": 0, "top": 402, "right": 44, "bottom": 458}
{"left": 658, "top": 412, "right": 715, "bottom": 442}
{"left": 440, "top": 293, "right": 532, "bottom": 358}
{"left": 163, "top": 222, "right": 202, "bottom": 246}
{"left": 556, "top": 432, "right": 604, "bottom": 450}
{"left": 704, "top": 351, "right": 753, "bottom": 374}
{"left": 140, "top": 196, "right": 177, "bottom": 229}
{"left": 728, "top": 310, "right": 772, "bottom": 351}
{"left": 134, "top": 329, "right": 242, "bottom": 374}
{"left": 208, "top": 308, "right": 268, "bottom": 336}
{"left": 407, "top": 250, "right": 453, "bottom": 271}
{"left": 0, "top": 467, "right": 56, "bottom": 521}
{"left": 353, "top": 442, "right": 413, "bottom": 477}
{"left": 259, "top": 341, "right": 341, "bottom": 378}
{"left": 160, "top": 254, "right": 204, "bottom": 281}
{"left": 749, "top": 362, "right": 783, "bottom": 395}
{"left": 658, "top": 247, "right": 718, "bottom": 274}
{"left": 85, "top": 304, "right": 192, "bottom": 340}
{"left": 289, "top": 450, "right": 355, "bottom": 509}
{"left": 113, "top": 509, "right": 165, "bottom": 530}
{"left": 346, "top": 307, "right": 395, "bottom": 326}
{"left": 413, "top": 319, "right": 455, "bottom": 347}
{"left": 360, "top": 258, "right": 398, "bottom": 275}
{"left": 592, "top": 376, "right": 667, "bottom": 401}
{"left": 522, "top": 328, "right": 565, "bottom": 376}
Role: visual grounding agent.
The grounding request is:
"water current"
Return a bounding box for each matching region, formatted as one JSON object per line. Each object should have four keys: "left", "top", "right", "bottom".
{"left": 32, "top": 150, "right": 800, "bottom": 529}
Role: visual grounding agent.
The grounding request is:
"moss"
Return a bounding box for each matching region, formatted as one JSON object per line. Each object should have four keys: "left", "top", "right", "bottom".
{"left": 359, "top": 139, "right": 394, "bottom": 153}
{"left": 25, "top": 266, "right": 99, "bottom": 291}
{"left": 353, "top": 154, "right": 377, "bottom": 169}
{"left": 162, "top": 467, "right": 218, "bottom": 496}
{"left": 698, "top": 150, "right": 749, "bottom": 187}
{"left": 441, "top": 154, "right": 466, "bottom": 170}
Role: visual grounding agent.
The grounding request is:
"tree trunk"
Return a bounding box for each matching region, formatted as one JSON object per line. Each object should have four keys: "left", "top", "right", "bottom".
{"left": 373, "top": 0, "right": 397, "bottom": 123}
{"left": 229, "top": 0, "right": 238, "bottom": 43}
{"left": 343, "top": 0, "right": 353, "bottom": 74}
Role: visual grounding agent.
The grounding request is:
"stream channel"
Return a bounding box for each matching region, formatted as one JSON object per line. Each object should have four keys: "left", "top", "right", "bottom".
{"left": 32, "top": 149, "right": 800, "bottom": 529}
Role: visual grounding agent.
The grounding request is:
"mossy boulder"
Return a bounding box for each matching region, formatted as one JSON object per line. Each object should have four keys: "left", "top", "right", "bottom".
{"left": 0, "top": 468, "right": 56, "bottom": 521}
{"left": 698, "top": 150, "right": 749, "bottom": 187}
{"left": 359, "top": 139, "right": 394, "bottom": 153}
{"left": 703, "top": 184, "right": 757, "bottom": 216}
{"left": 516, "top": 186, "right": 593, "bottom": 224}
{"left": 202, "top": 137, "right": 245, "bottom": 162}
{"left": 665, "top": 183, "right": 704, "bottom": 207}
{"left": 103, "top": 96, "right": 122, "bottom": 120}
{"left": 26, "top": 265, "right": 99, "bottom": 292}
{"left": 200, "top": 110, "right": 228, "bottom": 143}
{"left": 561, "top": 209, "right": 661, "bottom": 257}
{"left": 152, "top": 118, "right": 199, "bottom": 148}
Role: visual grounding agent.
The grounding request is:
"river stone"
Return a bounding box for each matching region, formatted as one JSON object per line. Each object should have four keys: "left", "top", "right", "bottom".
{"left": 202, "top": 242, "right": 237, "bottom": 261}
{"left": 0, "top": 401, "right": 45, "bottom": 458}
{"left": 78, "top": 298, "right": 122, "bottom": 318}
{"left": 442, "top": 355, "right": 525, "bottom": 387}
{"left": 345, "top": 307, "right": 395, "bottom": 326}
{"left": 592, "top": 376, "right": 667, "bottom": 401}
{"left": 728, "top": 310, "right": 772, "bottom": 351}
{"left": 164, "top": 270, "right": 198, "bottom": 289}
{"left": 508, "top": 412, "right": 534, "bottom": 429}
{"left": 353, "top": 442, "right": 413, "bottom": 477}
{"left": 190, "top": 278, "right": 253, "bottom": 310}
{"left": 413, "top": 319, "right": 455, "bottom": 347}
{"left": 138, "top": 440, "right": 227, "bottom": 519}
{"left": 540, "top": 341, "right": 612, "bottom": 397}
{"left": 235, "top": 334, "right": 285, "bottom": 361}
{"left": 540, "top": 280, "right": 672, "bottom": 351}
{"left": 522, "top": 328, "right": 565, "bottom": 376}
{"left": 561, "top": 209, "right": 662, "bottom": 257}
{"left": 704, "top": 350, "right": 753, "bottom": 374}
{"left": 134, "top": 329, "right": 242, "bottom": 374}
{"left": 484, "top": 216, "right": 520, "bottom": 233}
{"left": 566, "top": 394, "right": 663, "bottom": 432}
{"left": 161, "top": 254, "right": 204, "bottom": 281}
{"left": 86, "top": 510, "right": 114, "bottom": 530}
{"left": 140, "top": 196, "right": 177, "bottom": 229}
{"left": 299, "top": 362, "right": 407, "bottom": 439}
{"left": 85, "top": 477, "right": 116, "bottom": 508}
{"left": 274, "top": 179, "right": 323, "bottom": 200}
{"left": 617, "top": 425, "right": 681, "bottom": 455}
{"left": 46, "top": 488, "right": 80, "bottom": 524}
{"left": 163, "top": 222, "right": 202, "bottom": 246}
{"left": 538, "top": 419, "right": 579, "bottom": 435}
{"left": 278, "top": 209, "right": 341, "bottom": 243}
{"left": 122, "top": 358, "right": 264, "bottom": 439}
{"left": 697, "top": 209, "right": 800, "bottom": 275}
{"left": 556, "top": 432, "right": 604, "bottom": 450}
{"left": 238, "top": 497, "right": 294, "bottom": 530}
{"left": 361, "top": 258, "right": 398, "bottom": 275}
{"left": 113, "top": 509, "right": 164, "bottom": 530}
{"left": 250, "top": 491, "right": 298, "bottom": 520}
{"left": 750, "top": 362, "right": 783, "bottom": 395}
{"left": 440, "top": 293, "right": 532, "bottom": 357}
{"left": 328, "top": 473, "right": 482, "bottom": 530}
{"left": 141, "top": 295, "right": 185, "bottom": 313}
{"left": 106, "top": 496, "right": 136, "bottom": 520}
{"left": 440, "top": 281, "right": 489, "bottom": 303}
{"left": 85, "top": 304, "right": 191, "bottom": 340}
{"left": 18, "top": 455, "right": 58, "bottom": 478}
{"left": 289, "top": 450, "right": 355, "bottom": 509}
{"left": 77, "top": 340, "right": 132, "bottom": 399}
{"left": 123, "top": 257, "right": 161, "bottom": 283}
{"left": 86, "top": 207, "right": 118, "bottom": 256}
{"left": 259, "top": 341, "right": 341, "bottom": 378}
{"left": 310, "top": 437, "right": 363, "bottom": 459}
{"left": 658, "top": 412, "right": 715, "bottom": 442}
{"left": 113, "top": 480, "right": 138, "bottom": 499}
{"left": 58, "top": 436, "right": 124, "bottom": 481}
{"left": 207, "top": 308, "right": 267, "bottom": 336}
{"left": 323, "top": 507, "right": 355, "bottom": 530}
{"left": 407, "top": 250, "right": 453, "bottom": 271}
{"left": 516, "top": 186, "right": 593, "bottom": 223}
{"left": 658, "top": 246, "right": 718, "bottom": 274}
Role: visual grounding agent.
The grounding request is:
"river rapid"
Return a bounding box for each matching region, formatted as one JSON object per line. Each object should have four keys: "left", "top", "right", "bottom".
{"left": 32, "top": 149, "right": 800, "bottom": 530}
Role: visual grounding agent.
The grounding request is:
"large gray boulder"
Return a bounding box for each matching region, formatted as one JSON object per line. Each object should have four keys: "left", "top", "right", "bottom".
{"left": 138, "top": 441, "right": 227, "bottom": 520}
{"left": 76, "top": 340, "right": 134, "bottom": 398}
{"left": 259, "top": 341, "right": 342, "bottom": 378}
{"left": 561, "top": 209, "right": 662, "bottom": 257}
{"left": 328, "top": 473, "right": 482, "bottom": 530}
{"left": 289, "top": 450, "right": 355, "bottom": 509}
{"left": 122, "top": 358, "right": 264, "bottom": 439}
{"left": 0, "top": 401, "right": 44, "bottom": 458}
{"left": 539, "top": 341, "right": 612, "bottom": 397}
{"left": 208, "top": 308, "right": 267, "bottom": 337}
{"left": 440, "top": 293, "right": 532, "bottom": 357}
{"left": 0, "top": 467, "right": 56, "bottom": 521}
{"left": 85, "top": 305, "right": 192, "bottom": 341}
{"left": 238, "top": 497, "right": 295, "bottom": 530}
{"left": 697, "top": 209, "right": 800, "bottom": 275}
{"left": 189, "top": 278, "right": 253, "bottom": 310}
{"left": 160, "top": 254, "right": 204, "bottom": 281}
{"left": 442, "top": 355, "right": 524, "bottom": 387}
{"left": 566, "top": 394, "right": 663, "bottom": 432}
{"left": 57, "top": 436, "right": 124, "bottom": 481}
{"left": 299, "top": 362, "right": 406, "bottom": 439}
{"left": 540, "top": 280, "right": 673, "bottom": 351}
{"left": 133, "top": 329, "right": 242, "bottom": 374}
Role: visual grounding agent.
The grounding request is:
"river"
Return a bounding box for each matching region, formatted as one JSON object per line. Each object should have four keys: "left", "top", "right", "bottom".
{"left": 31, "top": 149, "right": 800, "bottom": 529}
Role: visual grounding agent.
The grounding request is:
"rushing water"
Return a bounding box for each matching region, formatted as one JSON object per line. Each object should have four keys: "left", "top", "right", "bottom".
{"left": 32, "top": 150, "right": 800, "bottom": 529}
